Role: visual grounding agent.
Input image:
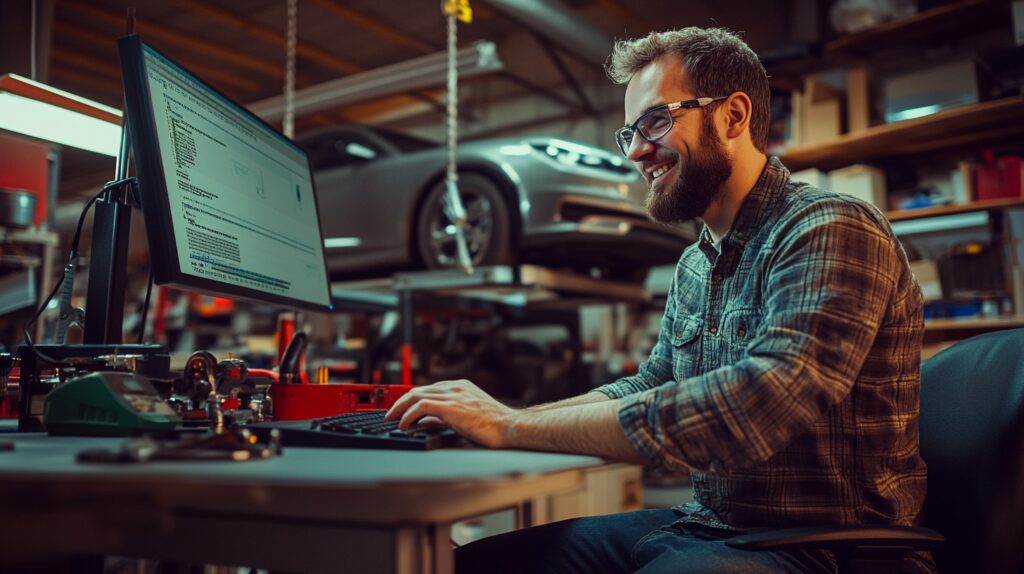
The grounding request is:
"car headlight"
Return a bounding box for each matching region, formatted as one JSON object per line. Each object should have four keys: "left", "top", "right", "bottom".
{"left": 528, "top": 139, "right": 634, "bottom": 177}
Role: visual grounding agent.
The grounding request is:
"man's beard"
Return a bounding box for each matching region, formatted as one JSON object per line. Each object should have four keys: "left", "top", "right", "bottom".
{"left": 645, "top": 116, "right": 732, "bottom": 224}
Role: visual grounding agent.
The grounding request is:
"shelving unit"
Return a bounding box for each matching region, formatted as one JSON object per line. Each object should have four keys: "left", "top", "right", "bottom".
{"left": 770, "top": 2, "right": 1024, "bottom": 344}
{"left": 823, "top": 0, "right": 1012, "bottom": 57}
{"left": 766, "top": 0, "right": 1014, "bottom": 84}
{"left": 925, "top": 316, "right": 1024, "bottom": 331}
{"left": 780, "top": 96, "right": 1024, "bottom": 172}
{"left": 0, "top": 228, "right": 59, "bottom": 342}
{"left": 887, "top": 197, "right": 1024, "bottom": 222}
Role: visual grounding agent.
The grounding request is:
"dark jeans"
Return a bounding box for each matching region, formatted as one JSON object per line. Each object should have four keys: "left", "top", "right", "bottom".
{"left": 456, "top": 509, "right": 836, "bottom": 574}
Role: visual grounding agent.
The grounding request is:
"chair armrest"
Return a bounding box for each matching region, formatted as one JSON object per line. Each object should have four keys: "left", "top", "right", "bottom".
{"left": 724, "top": 525, "right": 944, "bottom": 552}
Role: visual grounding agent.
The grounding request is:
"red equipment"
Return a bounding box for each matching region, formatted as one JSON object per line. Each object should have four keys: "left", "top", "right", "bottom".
{"left": 268, "top": 382, "right": 415, "bottom": 420}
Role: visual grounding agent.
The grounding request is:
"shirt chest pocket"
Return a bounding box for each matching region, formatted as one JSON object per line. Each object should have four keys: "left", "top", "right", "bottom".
{"left": 721, "top": 306, "right": 763, "bottom": 363}
{"left": 670, "top": 314, "right": 702, "bottom": 381}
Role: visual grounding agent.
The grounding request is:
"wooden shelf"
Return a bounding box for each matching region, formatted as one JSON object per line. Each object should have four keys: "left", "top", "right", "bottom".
{"left": 824, "top": 0, "right": 1012, "bottom": 58}
{"left": 925, "top": 316, "right": 1024, "bottom": 331}
{"left": 764, "top": 0, "right": 1012, "bottom": 84}
{"left": 886, "top": 198, "right": 1024, "bottom": 222}
{"left": 780, "top": 96, "right": 1024, "bottom": 172}
{"left": 0, "top": 227, "right": 59, "bottom": 246}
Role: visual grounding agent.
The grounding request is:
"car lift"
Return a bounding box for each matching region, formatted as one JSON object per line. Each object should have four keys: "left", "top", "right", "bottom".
{"left": 330, "top": 265, "right": 650, "bottom": 400}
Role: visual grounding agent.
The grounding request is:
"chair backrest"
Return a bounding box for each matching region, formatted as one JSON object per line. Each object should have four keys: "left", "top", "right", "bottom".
{"left": 919, "top": 328, "right": 1024, "bottom": 574}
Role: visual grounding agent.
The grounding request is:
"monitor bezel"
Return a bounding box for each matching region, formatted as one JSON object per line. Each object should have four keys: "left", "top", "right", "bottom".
{"left": 118, "top": 35, "right": 333, "bottom": 313}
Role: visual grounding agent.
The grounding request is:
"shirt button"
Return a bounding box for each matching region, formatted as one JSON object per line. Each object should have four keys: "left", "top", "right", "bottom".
{"left": 737, "top": 327, "right": 746, "bottom": 338}
{"left": 708, "top": 326, "right": 718, "bottom": 335}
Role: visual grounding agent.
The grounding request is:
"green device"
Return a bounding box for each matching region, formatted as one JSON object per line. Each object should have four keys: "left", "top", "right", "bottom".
{"left": 43, "top": 371, "right": 181, "bottom": 436}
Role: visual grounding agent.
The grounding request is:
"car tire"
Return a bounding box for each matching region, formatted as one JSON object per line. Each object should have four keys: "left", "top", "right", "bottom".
{"left": 415, "top": 173, "right": 512, "bottom": 270}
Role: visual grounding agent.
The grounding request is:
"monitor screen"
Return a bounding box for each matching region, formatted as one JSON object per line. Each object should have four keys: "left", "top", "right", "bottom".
{"left": 118, "top": 36, "right": 332, "bottom": 312}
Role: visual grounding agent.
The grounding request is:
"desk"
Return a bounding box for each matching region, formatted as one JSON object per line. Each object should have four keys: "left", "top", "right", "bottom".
{"left": 0, "top": 434, "right": 623, "bottom": 573}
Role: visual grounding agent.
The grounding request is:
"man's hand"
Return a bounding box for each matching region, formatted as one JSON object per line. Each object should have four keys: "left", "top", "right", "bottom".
{"left": 385, "top": 379, "right": 514, "bottom": 448}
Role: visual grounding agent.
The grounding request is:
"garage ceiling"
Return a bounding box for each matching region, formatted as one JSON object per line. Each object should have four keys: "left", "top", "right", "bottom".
{"left": 43, "top": 0, "right": 791, "bottom": 130}
{"left": 12, "top": 0, "right": 796, "bottom": 199}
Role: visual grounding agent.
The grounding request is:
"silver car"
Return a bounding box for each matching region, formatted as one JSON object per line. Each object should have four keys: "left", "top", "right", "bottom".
{"left": 299, "top": 126, "right": 695, "bottom": 281}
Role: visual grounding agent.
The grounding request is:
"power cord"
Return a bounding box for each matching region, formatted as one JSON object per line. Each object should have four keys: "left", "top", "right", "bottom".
{"left": 137, "top": 266, "right": 154, "bottom": 344}
{"left": 21, "top": 177, "right": 137, "bottom": 366}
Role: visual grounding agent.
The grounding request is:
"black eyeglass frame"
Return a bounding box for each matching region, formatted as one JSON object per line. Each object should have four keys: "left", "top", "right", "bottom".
{"left": 615, "top": 96, "right": 728, "bottom": 156}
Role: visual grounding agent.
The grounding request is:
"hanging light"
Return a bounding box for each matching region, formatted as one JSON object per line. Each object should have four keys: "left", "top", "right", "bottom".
{"left": 249, "top": 41, "right": 502, "bottom": 122}
{"left": 0, "top": 74, "right": 122, "bottom": 158}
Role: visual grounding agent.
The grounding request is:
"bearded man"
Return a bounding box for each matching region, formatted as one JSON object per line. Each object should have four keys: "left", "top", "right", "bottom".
{"left": 388, "top": 27, "right": 934, "bottom": 574}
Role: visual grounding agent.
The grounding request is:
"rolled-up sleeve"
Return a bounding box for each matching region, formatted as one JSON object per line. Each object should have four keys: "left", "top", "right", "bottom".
{"left": 616, "top": 202, "right": 902, "bottom": 473}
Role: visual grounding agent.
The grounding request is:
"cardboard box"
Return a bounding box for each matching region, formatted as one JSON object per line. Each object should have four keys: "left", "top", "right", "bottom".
{"left": 790, "top": 169, "right": 830, "bottom": 189}
{"left": 884, "top": 59, "right": 980, "bottom": 123}
{"left": 846, "top": 66, "right": 870, "bottom": 132}
{"left": 801, "top": 77, "right": 844, "bottom": 145}
{"left": 829, "top": 164, "right": 887, "bottom": 210}
{"left": 910, "top": 259, "right": 943, "bottom": 302}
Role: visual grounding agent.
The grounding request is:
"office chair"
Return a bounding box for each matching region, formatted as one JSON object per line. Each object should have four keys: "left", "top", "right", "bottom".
{"left": 725, "top": 328, "right": 1024, "bottom": 574}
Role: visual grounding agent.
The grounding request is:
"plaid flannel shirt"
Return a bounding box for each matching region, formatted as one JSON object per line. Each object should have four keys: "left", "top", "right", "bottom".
{"left": 596, "top": 157, "right": 933, "bottom": 571}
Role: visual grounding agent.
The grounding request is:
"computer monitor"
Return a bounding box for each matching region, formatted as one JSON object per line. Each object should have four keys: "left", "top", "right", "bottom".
{"left": 117, "top": 35, "right": 332, "bottom": 312}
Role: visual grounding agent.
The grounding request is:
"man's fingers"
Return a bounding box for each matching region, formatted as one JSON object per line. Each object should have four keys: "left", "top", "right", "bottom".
{"left": 385, "top": 390, "right": 417, "bottom": 420}
{"left": 386, "top": 381, "right": 471, "bottom": 420}
{"left": 398, "top": 398, "right": 447, "bottom": 430}
{"left": 386, "top": 384, "right": 441, "bottom": 420}
{"left": 415, "top": 415, "right": 447, "bottom": 429}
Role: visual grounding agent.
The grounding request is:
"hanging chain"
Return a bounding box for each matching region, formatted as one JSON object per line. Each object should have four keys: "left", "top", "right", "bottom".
{"left": 283, "top": 0, "right": 298, "bottom": 139}
{"left": 445, "top": 11, "right": 458, "bottom": 190}
{"left": 442, "top": 1, "right": 473, "bottom": 273}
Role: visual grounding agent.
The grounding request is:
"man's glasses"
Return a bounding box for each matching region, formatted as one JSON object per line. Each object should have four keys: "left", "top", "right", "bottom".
{"left": 614, "top": 96, "right": 727, "bottom": 156}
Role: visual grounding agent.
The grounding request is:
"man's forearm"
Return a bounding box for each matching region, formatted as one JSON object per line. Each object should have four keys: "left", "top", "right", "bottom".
{"left": 507, "top": 399, "right": 647, "bottom": 464}
{"left": 524, "top": 391, "right": 610, "bottom": 413}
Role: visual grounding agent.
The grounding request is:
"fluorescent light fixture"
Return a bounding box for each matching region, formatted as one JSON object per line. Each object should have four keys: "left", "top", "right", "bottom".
{"left": 887, "top": 104, "right": 943, "bottom": 123}
{"left": 0, "top": 74, "right": 122, "bottom": 157}
{"left": 890, "top": 211, "right": 989, "bottom": 236}
{"left": 249, "top": 41, "right": 503, "bottom": 121}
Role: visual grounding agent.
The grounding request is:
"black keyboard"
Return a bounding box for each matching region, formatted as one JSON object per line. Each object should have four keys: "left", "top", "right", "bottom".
{"left": 248, "top": 410, "right": 463, "bottom": 450}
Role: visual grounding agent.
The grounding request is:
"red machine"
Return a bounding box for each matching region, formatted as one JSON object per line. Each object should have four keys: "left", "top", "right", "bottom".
{"left": 268, "top": 382, "right": 415, "bottom": 421}
{"left": 267, "top": 324, "right": 415, "bottom": 420}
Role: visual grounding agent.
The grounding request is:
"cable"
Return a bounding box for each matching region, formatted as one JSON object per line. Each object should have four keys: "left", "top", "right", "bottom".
{"left": 137, "top": 266, "right": 154, "bottom": 344}
{"left": 21, "top": 177, "right": 136, "bottom": 366}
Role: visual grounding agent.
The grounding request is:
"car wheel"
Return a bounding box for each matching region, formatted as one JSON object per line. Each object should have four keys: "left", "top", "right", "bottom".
{"left": 416, "top": 174, "right": 512, "bottom": 269}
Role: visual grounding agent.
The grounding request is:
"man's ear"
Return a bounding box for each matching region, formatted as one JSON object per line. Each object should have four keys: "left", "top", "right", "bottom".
{"left": 722, "top": 92, "right": 752, "bottom": 141}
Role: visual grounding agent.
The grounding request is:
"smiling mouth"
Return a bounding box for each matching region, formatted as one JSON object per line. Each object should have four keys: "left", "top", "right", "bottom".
{"left": 649, "top": 161, "right": 677, "bottom": 183}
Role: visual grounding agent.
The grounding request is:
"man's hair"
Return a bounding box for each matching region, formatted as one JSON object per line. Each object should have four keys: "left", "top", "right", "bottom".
{"left": 606, "top": 27, "right": 770, "bottom": 152}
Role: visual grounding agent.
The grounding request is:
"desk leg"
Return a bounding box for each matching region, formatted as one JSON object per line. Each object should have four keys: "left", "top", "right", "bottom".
{"left": 512, "top": 497, "right": 536, "bottom": 527}
{"left": 396, "top": 522, "right": 454, "bottom": 574}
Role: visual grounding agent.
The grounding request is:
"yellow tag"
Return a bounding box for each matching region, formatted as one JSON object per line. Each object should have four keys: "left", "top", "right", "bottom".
{"left": 442, "top": 0, "right": 473, "bottom": 23}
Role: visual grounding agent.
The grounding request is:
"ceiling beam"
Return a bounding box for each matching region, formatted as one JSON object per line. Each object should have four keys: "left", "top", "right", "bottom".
{"left": 170, "top": 0, "right": 361, "bottom": 75}
{"left": 59, "top": 1, "right": 285, "bottom": 79}
{"left": 49, "top": 64, "right": 122, "bottom": 103}
{"left": 52, "top": 19, "right": 266, "bottom": 95}
{"left": 479, "top": 0, "right": 614, "bottom": 65}
{"left": 49, "top": 48, "right": 121, "bottom": 83}
{"left": 497, "top": 72, "right": 582, "bottom": 112}
{"left": 532, "top": 33, "right": 596, "bottom": 116}
{"left": 307, "top": 0, "right": 438, "bottom": 55}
